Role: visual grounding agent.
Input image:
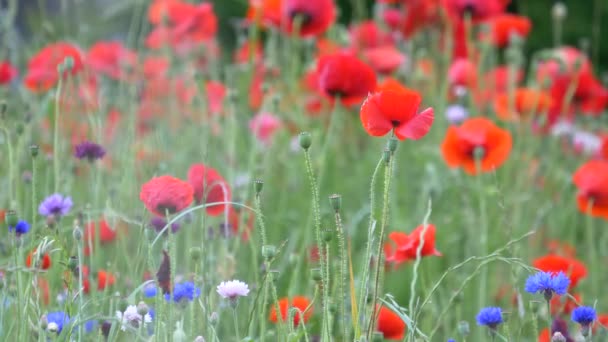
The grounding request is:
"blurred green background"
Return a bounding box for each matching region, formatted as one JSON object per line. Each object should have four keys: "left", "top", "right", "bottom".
{"left": 12, "top": 0, "right": 608, "bottom": 71}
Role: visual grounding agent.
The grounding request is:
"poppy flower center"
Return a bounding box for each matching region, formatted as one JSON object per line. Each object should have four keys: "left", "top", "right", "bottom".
{"left": 461, "top": 3, "right": 478, "bottom": 19}
{"left": 289, "top": 10, "right": 313, "bottom": 27}
{"left": 466, "top": 145, "right": 486, "bottom": 160}
{"left": 325, "top": 88, "right": 346, "bottom": 98}
{"left": 156, "top": 203, "right": 177, "bottom": 215}
{"left": 391, "top": 120, "right": 401, "bottom": 127}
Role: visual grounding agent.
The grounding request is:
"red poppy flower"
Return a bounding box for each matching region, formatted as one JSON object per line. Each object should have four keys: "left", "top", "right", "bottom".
{"left": 448, "top": 58, "right": 477, "bottom": 88}
{"left": 398, "top": 0, "right": 441, "bottom": 37}
{"left": 601, "top": 137, "right": 608, "bottom": 160}
{"left": 316, "top": 52, "right": 377, "bottom": 106}
{"left": 493, "top": 88, "right": 552, "bottom": 121}
{"left": 37, "top": 277, "right": 50, "bottom": 305}
{"left": 234, "top": 41, "right": 264, "bottom": 65}
{"left": 441, "top": 117, "right": 513, "bottom": 175}
{"left": 187, "top": 164, "right": 231, "bottom": 216}
{"left": 0, "top": 61, "right": 17, "bottom": 84}
{"left": 87, "top": 41, "right": 138, "bottom": 80}
{"left": 246, "top": 0, "right": 283, "bottom": 28}
{"left": 84, "top": 219, "right": 117, "bottom": 251}
{"left": 269, "top": 296, "right": 312, "bottom": 326}
{"left": 485, "top": 14, "right": 531, "bottom": 47}
{"left": 249, "top": 112, "right": 282, "bottom": 145}
{"left": 442, "top": 0, "right": 509, "bottom": 22}
{"left": 360, "top": 88, "right": 434, "bottom": 140}
{"left": 205, "top": 81, "right": 227, "bottom": 115}
{"left": 349, "top": 20, "right": 393, "bottom": 50}
{"left": 594, "top": 314, "right": 608, "bottom": 333}
{"left": 96, "top": 269, "right": 116, "bottom": 291}
{"left": 362, "top": 46, "right": 406, "bottom": 74}
{"left": 386, "top": 224, "right": 441, "bottom": 264}
{"left": 538, "top": 329, "right": 550, "bottom": 342}
{"left": 148, "top": 0, "right": 179, "bottom": 24}
{"left": 546, "top": 240, "right": 576, "bottom": 258}
{"left": 24, "top": 42, "right": 84, "bottom": 93}
{"left": 227, "top": 205, "right": 255, "bottom": 240}
{"left": 572, "top": 160, "right": 608, "bottom": 219}
{"left": 142, "top": 56, "right": 170, "bottom": 80}
{"left": 533, "top": 254, "right": 587, "bottom": 288}
{"left": 282, "top": 0, "right": 336, "bottom": 37}
{"left": 140, "top": 175, "right": 194, "bottom": 216}
{"left": 26, "top": 250, "right": 51, "bottom": 270}
{"left": 376, "top": 305, "right": 406, "bottom": 340}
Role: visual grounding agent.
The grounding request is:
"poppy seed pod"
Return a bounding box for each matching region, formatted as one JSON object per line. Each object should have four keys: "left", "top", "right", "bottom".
{"left": 299, "top": 132, "right": 312, "bottom": 150}
{"left": 387, "top": 137, "right": 398, "bottom": 153}
{"left": 5, "top": 210, "right": 18, "bottom": 228}
{"left": 329, "top": 194, "right": 341, "bottom": 212}
{"left": 262, "top": 245, "right": 277, "bottom": 259}
{"left": 137, "top": 301, "right": 149, "bottom": 316}
{"left": 322, "top": 227, "right": 333, "bottom": 242}
{"left": 310, "top": 268, "right": 322, "bottom": 282}
{"left": 190, "top": 247, "right": 202, "bottom": 261}
{"left": 254, "top": 180, "right": 264, "bottom": 195}
{"left": 72, "top": 227, "right": 83, "bottom": 241}
{"left": 30, "top": 144, "right": 39, "bottom": 157}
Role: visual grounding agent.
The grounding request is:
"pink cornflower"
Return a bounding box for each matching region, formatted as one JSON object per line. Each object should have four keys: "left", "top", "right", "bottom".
{"left": 216, "top": 280, "right": 250, "bottom": 300}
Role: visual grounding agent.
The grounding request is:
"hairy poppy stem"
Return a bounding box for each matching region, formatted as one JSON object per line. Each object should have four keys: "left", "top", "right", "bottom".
{"left": 367, "top": 148, "right": 395, "bottom": 339}
{"left": 333, "top": 208, "right": 348, "bottom": 340}
{"left": 357, "top": 156, "right": 383, "bottom": 340}
{"left": 475, "top": 158, "right": 489, "bottom": 341}
{"left": 53, "top": 76, "right": 63, "bottom": 193}
{"left": 303, "top": 149, "right": 331, "bottom": 341}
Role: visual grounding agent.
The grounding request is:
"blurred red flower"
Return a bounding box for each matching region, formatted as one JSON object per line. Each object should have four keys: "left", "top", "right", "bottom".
{"left": 572, "top": 160, "right": 608, "bottom": 219}
{"left": 282, "top": 0, "right": 336, "bottom": 37}
{"left": 87, "top": 41, "right": 138, "bottom": 80}
{"left": 493, "top": 88, "right": 552, "bottom": 121}
{"left": 441, "top": 117, "right": 512, "bottom": 175}
{"left": 485, "top": 14, "right": 531, "bottom": 47}
{"left": 533, "top": 254, "right": 587, "bottom": 288}
{"left": 26, "top": 250, "right": 51, "bottom": 270}
{"left": 376, "top": 305, "right": 406, "bottom": 340}
{"left": 0, "top": 61, "right": 17, "bottom": 84}
{"left": 140, "top": 175, "right": 194, "bottom": 216}
{"left": 24, "top": 42, "right": 84, "bottom": 93}
{"left": 360, "top": 88, "right": 434, "bottom": 140}
{"left": 316, "top": 52, "right": 376, "bottom": 106}
{"left": 269, "top": 296, "right": 312, "bottom": 326}
{"left": 386, "top": 224, "right": 441, "bottom": 265}
{"left": 187, "top": 164, "right": 231, "bottom": 216}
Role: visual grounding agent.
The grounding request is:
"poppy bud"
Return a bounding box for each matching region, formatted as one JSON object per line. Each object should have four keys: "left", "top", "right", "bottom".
{"left": 298, "top": 132, "right": 312, "bottom": 150}
{"left": 551, "top": 332, "right": 566, "bottom": 342}
{"left": 382, "top": 149, "right": 391, "bottom": 164}
{"left": 209, "top": 312, "right": 219, "bottom": 325}
{"left": 458, "top": 321, "right": 470, "bottom": 336}
{"left": 118, "top": 299, "right": 129, "bottom": 313}
{"left": 552, "top": 2, "right": 567, "bottom": 20}
{"left": 72, "top": 227, "right": 83, "bottom": 241}
{"left": 40, "top": 314, "right": 48, "bottom": 330}
{"left": 254, "top": 179, "right": 264, "bottom": 195}
{"left": 310, "top": 268, "right": 322, "bottom": 282}
{"left": 30, "top": 144, "right": 39, "bottom": 157}
{"left": 137, "top": 301, "right": 149, "bottom": 316}
{"left": 262, "top": 245, "right": 277, "bottom": 259}
{"left": 62, "top": 56, "right": 75, "bottom": 72}
{"left": 329, "top": 194, "right": 341, "bottom": 212}
{"left": 68, "top": 256, "right": 78, "bottom": 272}
{"left": 322, "top": 227, "right": 333, "bottom": 242}
{"left": 387, "top": 137, "right": 398, "bottom": 153}
{"left": 190, "top": 247, "right": 202, "bottom": 261}
{"left": 5, "top": 210, "right": 18, "bottom": 228}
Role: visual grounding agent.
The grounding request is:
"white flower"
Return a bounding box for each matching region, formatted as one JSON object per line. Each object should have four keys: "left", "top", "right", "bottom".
{"left": 216, "top": 280, "right": 250, "bottom": 299}
{"left": 116, "top": 305, "right": 152, "bottom": 331}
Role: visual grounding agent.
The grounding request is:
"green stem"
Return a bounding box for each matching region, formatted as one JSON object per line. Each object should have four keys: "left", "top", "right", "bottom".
{"left": 233, "top": 307, "right": 241, "bottom": 341}
{"left": 53, "top": 78, "right": 63, "bottom": 193}
{"left": 367, "top": 151, "right": 395, "bottom": 339}
{"left": 334, "top": 210, "right": 348, "bottom": 340}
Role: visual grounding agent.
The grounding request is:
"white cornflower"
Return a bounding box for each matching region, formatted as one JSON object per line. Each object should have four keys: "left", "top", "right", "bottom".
{"left": 216, "top": 280, "right": 250, "bottom": 300}
{"left": 116, "top": 305, "right": 152, "bottom": 331}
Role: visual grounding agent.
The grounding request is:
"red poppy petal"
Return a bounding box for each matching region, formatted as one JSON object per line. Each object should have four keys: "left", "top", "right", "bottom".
{"left": 360, "top": 93, "right": 393, "bottom": 137}
{"left": 394, "top": 107, "right": 434, "bottom": 140}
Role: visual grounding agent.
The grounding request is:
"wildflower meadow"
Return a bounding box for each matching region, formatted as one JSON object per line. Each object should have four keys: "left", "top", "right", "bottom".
{"left": 1, "top": 0, "right": 608, "bottom": 341}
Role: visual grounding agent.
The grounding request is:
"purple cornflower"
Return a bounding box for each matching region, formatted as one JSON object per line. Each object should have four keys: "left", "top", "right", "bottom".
{"left": 165, "top": 281, "right": 200, "bottom": 303}
{"left": 445, "top": 104, "right": 468, "bottom": 124}
{"left": 525, "top": 271, "right": 570, "bottom": 301}
{"left": 38, "top": 194, "right": 73, "bottom": 217}
{"left": 476, "top": 307, "right": 503, "bottom": 329}
{"left": 74, "top": 141, "right": 106, "bottom": 162}
{"left": 149, "top": 217, "right": 180, "bottom": 234}
{"left": 8, "top": 220, "right": 30, "bottom": 235}
{"left": 216, "top": 280, "right": 250, "bottom": 301}
{"left": 46, "top": 311, "right": 70, "bottom": 333}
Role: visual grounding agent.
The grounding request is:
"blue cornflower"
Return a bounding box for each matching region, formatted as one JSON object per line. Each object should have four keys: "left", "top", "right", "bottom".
{"left": 572, "top": 306, "right": 597, "bottom": 326}
{"left": 447, "top": 339, "right": 456, "bottom": 342}
{"left": 164, "top": 281, "right": 201, "bottom": 303}
{"left": 84, "top": 320, "right": 97, "bottom": 333}
{"left": 476, "top": 307, "right": 503, "bottom": 329}
{"left": 143, "top": 284, "right": 158, "bottom": 298}
{"left": 8, "top": 220, "right": 30, "bottom": 235}
{"left": 38, "top": 194, "right": 73, "bottom": 217}
{"left": 46, "top": 311, "right": 70, "bottom": 333}
{"left": 525, "top": 271, "right": 570, "bottom": 300}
